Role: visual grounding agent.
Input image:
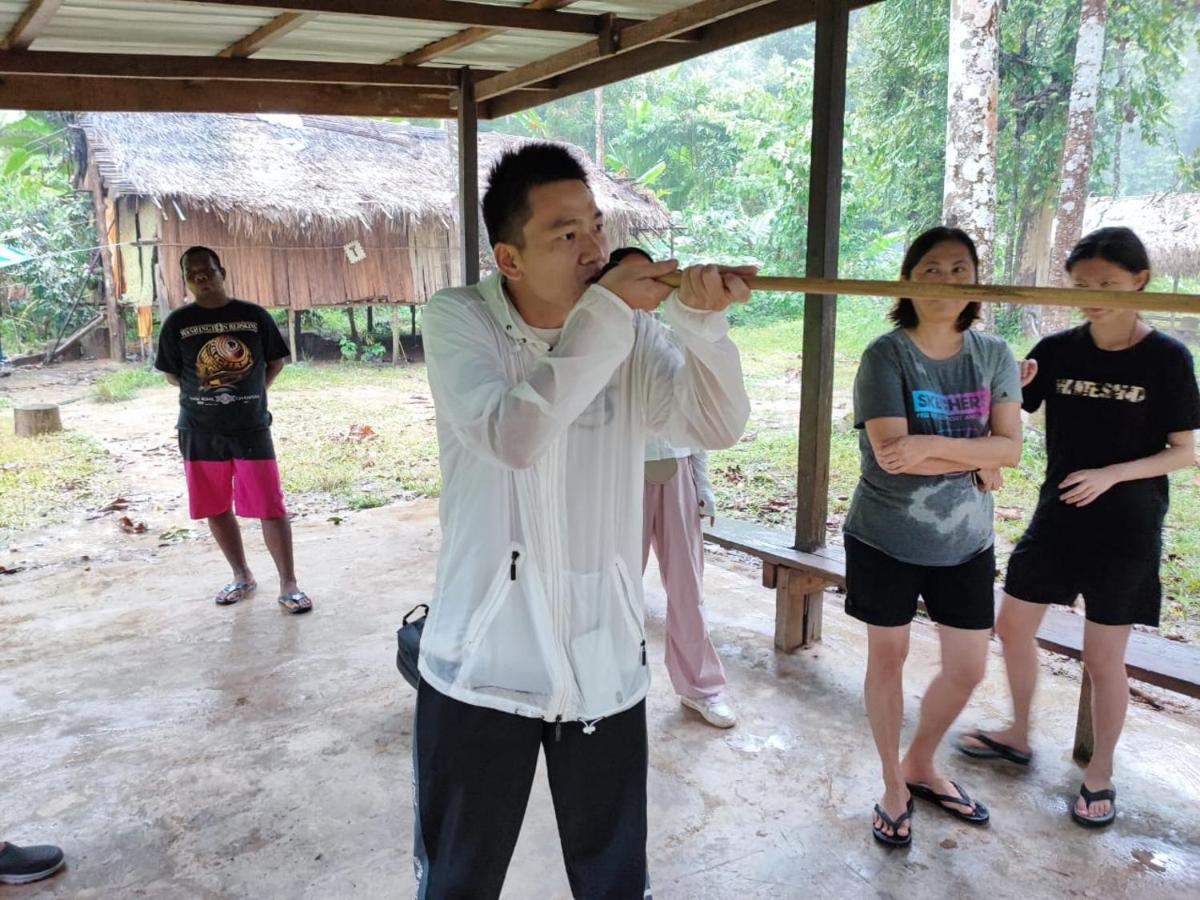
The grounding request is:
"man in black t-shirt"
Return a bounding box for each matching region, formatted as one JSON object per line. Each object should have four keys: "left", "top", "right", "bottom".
{"left": 156, "top": 246, "right": 312, "bottom": 614}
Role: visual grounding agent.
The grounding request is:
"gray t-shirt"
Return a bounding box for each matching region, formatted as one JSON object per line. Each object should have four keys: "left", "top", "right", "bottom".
{"left": 843, "top": 328, "right": 1021, "bottom": 566}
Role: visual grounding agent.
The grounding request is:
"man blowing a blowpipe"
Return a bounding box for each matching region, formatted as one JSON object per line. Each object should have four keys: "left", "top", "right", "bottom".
{"left": 412, "top": 142, "right": 754, "bottom": 898}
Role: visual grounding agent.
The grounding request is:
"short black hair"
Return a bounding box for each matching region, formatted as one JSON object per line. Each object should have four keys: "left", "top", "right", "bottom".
{"left": 179, "top": 246, "right": 223, "bottom": 277}
{"left": 482, "top": 143, "right": 589, "bottom": 248}
{"left": 889, "top": 226, "right": 981, "bottom": 332}
{"left": 1066, "top": 227, "right": 1151, "bottom": 287}
{"left": 598, "top": 246, "right": 653, "bottom": 278}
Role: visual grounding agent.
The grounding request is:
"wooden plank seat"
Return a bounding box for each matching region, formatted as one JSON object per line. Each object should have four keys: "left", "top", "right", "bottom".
{"left": 703, "top": 517, "right": 1200, "bottom": 762}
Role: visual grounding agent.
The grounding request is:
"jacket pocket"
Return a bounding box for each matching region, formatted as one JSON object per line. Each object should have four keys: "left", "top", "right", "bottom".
{"left": 566, "top": 559, "right": 648, "bottom": 718}
{"left": 454, "top": 545, "right": 556, "bottom": 703}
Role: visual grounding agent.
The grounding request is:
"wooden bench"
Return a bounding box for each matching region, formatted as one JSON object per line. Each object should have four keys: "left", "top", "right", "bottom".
{"left": 703, "top": 517, "right": 1200, "bottom": 762}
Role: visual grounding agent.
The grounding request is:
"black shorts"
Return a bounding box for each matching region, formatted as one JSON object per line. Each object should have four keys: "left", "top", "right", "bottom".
{"left": 1004, "top": 531, "right": 1161, "bottom": 627}
{"left": 177, "top": 427, "right": 277, "bottom": 462}
{"left": 844, "top": 535, "right": 995, "bottom": 630}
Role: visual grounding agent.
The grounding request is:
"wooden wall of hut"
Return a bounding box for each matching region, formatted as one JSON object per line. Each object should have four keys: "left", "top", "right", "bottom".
{"left": 156, "top": 206, "right": 423, "bottom": 311}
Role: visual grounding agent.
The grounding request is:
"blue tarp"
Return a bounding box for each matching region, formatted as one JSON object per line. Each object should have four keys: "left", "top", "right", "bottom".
{"left": 0, "top": 242, "right": 33, "bottom": 270}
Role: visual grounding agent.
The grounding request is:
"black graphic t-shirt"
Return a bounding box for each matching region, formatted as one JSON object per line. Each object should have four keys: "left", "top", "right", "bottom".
{"left": 155, "top": 299, "right": 290, "bottom": 433}
{"left": 1022, "top": 325, "right": 1200, "bottom": 551}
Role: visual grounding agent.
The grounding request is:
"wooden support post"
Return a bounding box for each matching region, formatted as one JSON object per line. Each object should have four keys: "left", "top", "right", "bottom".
{"left": 1073, "top": 665, "right": 1095, "bottom": 764}
{"left": 789, "top": 0, "right": 848, "bottom": 649}
{"left": 392, "top": 306, "right": 402, "bottom": 366}
{"left": 458, "top": 67, "right": 480, "bottom": 285}
{"left": 774, "top": 567, "right": 830, "bottom": 653}
{"left": 85, "top": 172, "right": 123, "bottom": 361}
{"left": 290, "top": 310, "right": 301, "bottom": 362}
{"left": 775, "top": 568, "right": 806, "bottom": 652}
{"left": 14, "top": 403, "right": 62, "bottom": 437}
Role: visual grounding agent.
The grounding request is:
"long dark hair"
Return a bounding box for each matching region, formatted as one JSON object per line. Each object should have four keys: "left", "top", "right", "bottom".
{"left": 889, "top": 226, "right": 981, "bottom": 332}
{"left": 1066, "top": 227, "right": 1151, "bottom": 289}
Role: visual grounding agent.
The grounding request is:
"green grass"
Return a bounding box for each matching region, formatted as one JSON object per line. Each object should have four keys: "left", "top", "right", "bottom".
{"left": 0, "top": 397, "right": 12, "bottom": 409}
{"left": 93, "top": 366, "right": 164, "bottom": 402}
{"left": 0, "top": 425, "right": 115, "bottom": 536}
{"left": 268, "top": 362, "right": 442, "bottom": 505}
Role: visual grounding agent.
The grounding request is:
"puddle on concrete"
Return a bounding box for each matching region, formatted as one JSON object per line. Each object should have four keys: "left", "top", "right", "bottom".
{"left": 1131, "top": 848, "right": 1169, "bottom": 873}
{"left": 725, "top": 731, "right": 794, "bottom": 753}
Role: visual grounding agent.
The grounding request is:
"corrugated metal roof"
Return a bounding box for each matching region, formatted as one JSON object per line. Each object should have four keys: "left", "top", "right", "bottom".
{"left": 434, "top": 31, "right": 595, "bottom": 71}
{"left": 0, "top": 1, "right": 29, "bottom": 36}
{"left": 4, "top": 1, "right": 800, "bottom": 116}
{"left": 253, "top": 18, "right": 460, "bottom": 67}
{"left": 23, "top": 0, "right": 700, "bottom": 68}
{"left": 34, "top": 0, "right": 278, "bottom": 56}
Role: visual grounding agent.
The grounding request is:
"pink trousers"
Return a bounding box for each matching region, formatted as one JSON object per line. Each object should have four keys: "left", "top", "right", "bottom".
{"left": 642, "top": 456, "right": 726, "bottom": 700}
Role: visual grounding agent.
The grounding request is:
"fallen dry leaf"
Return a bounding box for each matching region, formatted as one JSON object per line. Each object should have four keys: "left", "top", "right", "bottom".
{"left": 99, "top": 497, "right": 130, "bottom": 512}
{"left": 117, "top": 516, "right": 147, "bottom": 534}
{"left": 0, "top": 564, "right": 23, "bottom": 575}
{"left": 348, "top": 424, "right": 377, "bottom": 441}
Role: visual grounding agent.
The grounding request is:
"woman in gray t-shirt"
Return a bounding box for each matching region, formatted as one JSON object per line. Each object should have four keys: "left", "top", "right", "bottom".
{"left": 845, "top": 227, "right": 1022, "bottom": 847}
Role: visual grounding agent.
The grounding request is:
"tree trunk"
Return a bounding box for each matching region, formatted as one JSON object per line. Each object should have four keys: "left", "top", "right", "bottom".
{"left": 346, "top": 307, "right": 359, "bottom": 343}
{"left": 594, "top": 87, "right": 605, "bottom": 165}
{"left": 1111, "top": 40, "right": 1128, "bottom": 198}
{"left": 1045, "top": 0, "right": 1109, "bottom": 333}
{"left": 15, "top": 404, "right": 62, "bottom": 437}
{"left": 943, "top": 0, "right": 1000, "bottom": 327}
{"left": 1014, "top": 202, "right": 1056, "bottom": 335}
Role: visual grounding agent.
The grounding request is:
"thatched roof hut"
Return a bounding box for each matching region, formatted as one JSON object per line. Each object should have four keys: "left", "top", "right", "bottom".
{"left": 74, "top": 112, "right": 671, "bottom": 317}
{"left": 1083, "top": 193, "right": 1200, "bottom": 280}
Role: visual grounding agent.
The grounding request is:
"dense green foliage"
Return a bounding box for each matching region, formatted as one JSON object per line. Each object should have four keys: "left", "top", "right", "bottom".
{"left": 1, "top": 113, "right": 97, "bottom": 356}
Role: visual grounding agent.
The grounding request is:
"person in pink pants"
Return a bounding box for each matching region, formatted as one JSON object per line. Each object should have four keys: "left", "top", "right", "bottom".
{"left": 605, "top": 247, "right": 736, "bottom": 729}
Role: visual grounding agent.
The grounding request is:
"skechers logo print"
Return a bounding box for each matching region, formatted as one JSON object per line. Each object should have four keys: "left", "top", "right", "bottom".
{"left": 911, "top": 388, "right": 991, "bottom": 421}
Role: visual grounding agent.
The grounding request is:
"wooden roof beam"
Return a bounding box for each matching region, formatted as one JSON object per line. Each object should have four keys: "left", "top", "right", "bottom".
{"left": 219, "top": 12, "right": 315, "bottom": 58}
{"left": 1, "top": 0, "right": 64, "bottom": 51}
{"left": 0, "top": 50, "right": 498, "bottom": 87}
{"left": 177, "top": 0, "right": 635, "bottom": 35}
{"left": 394, "top": 0, "right": 578, "bottom": 68}
{"left": 0, "top": 74, "right": 456, "bottom": 117}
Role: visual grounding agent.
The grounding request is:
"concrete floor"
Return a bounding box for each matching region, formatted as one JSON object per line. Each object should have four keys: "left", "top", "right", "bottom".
{"left": 2, "top": 500, "right": 1198, "bottom": 899}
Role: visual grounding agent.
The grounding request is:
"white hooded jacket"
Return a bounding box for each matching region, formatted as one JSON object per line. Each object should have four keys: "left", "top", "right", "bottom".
{"left": 418, "top": 272, "right": 749, "bottom": 727}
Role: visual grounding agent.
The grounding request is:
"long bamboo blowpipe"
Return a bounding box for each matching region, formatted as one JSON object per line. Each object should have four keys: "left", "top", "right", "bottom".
{"left": 654, "top": 272, "right": 1200, "bottom": 315}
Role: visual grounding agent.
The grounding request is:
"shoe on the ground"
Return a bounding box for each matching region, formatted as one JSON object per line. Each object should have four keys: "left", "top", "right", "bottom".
{"left": 680, "top": 694, "right": 737, "bottom": 728}
{"left": 0, "top": 842, "right": 66, "bottom": 884}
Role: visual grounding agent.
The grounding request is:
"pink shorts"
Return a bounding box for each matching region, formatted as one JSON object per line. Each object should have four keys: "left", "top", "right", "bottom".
{"left": 178, "top": 428, "right": 287, "bottom": 520}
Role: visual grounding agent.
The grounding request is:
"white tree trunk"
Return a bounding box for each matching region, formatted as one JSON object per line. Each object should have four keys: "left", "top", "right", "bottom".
{"left": 1045, "top": 0, "right": 1108, "bottom": 331}
{"left": 594, "top": 87, "right": 605, "bottom": 165}
{"left": 943, "top": 0, "right": 1000, "bottom": 299}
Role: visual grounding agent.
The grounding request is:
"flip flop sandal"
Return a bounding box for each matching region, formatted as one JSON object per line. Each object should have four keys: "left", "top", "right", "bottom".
{"left": 907, "top": 780, "right": 990, "bottom": 824}
{"left": 1071, "top": 783, "right": 1116, "bottom": 829}
{"left": 214, "top": 580, "right": 256, "bottom": 606}
{"left": 278, "top": 591, "right": 313, "bottom": 615}
{"left": 872, "top": 798, "right": 913, "bottom": 848}
{"left": 956, "top": 732, "right": 1033, "bottom": 766}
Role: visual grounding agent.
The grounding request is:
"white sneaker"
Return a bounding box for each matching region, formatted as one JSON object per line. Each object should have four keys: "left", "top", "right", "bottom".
{"left": 680, "top": 694, "right": 737, "bottom": 729}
